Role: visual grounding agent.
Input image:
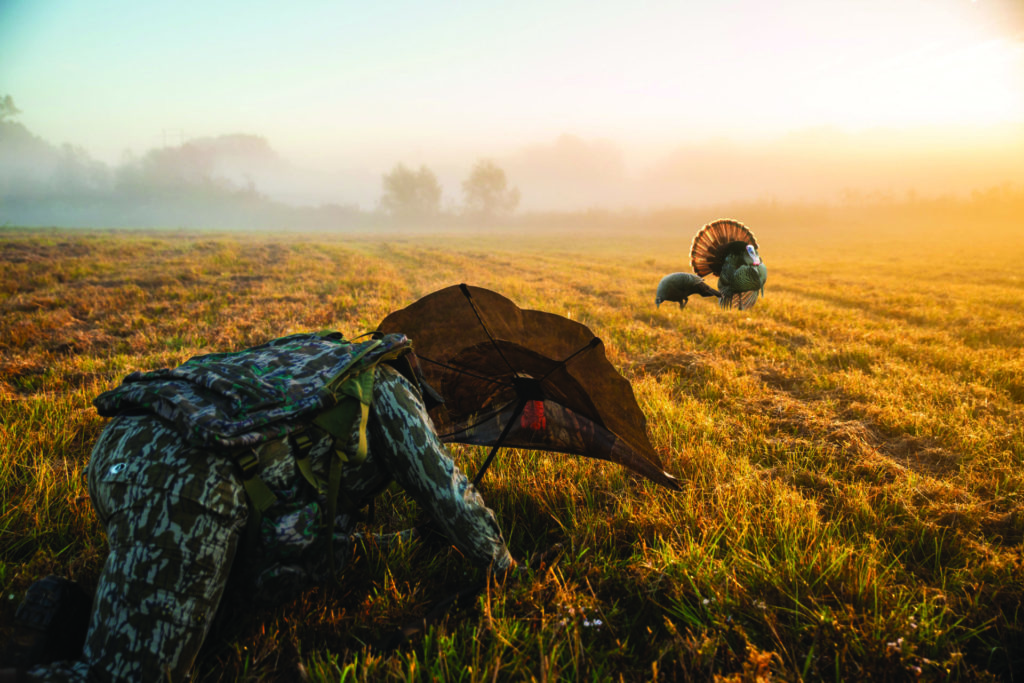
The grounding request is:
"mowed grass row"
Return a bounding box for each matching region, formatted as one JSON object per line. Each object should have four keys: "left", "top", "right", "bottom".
{"left": 1, "top": 224, "right": 1022, "bottom": 681}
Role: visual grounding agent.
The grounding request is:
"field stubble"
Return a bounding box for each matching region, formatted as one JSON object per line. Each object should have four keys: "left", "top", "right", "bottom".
{"left": 1, "top": 222, "right": 1022, "bottom": 681}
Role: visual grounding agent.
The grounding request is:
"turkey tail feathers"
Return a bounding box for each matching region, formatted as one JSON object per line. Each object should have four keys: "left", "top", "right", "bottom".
{"left": 719, "top": 289, "right": 760, "bottom": 311}
{"left": 690, "top": 219, "right": 759, "bottom": 277}
{"left": 698, "top": 281, "right": 721, "bottom": 298}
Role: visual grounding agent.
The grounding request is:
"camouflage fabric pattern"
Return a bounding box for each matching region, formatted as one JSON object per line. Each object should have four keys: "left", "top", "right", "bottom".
{"left": 26, "top": 364, "right": 512, "bottom": 682}
{"left": 92, "top": 332, "right": 412, "bottom": 449}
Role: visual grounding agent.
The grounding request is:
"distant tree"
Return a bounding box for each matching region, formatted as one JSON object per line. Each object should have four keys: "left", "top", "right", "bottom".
{"left": 116, "top": 143, "right": 218, "bottom": 195}
{"left": 0, "top": 94, "right": 21, "bottom": 122}
{"left": 53, "top": 143, "right": 111, "bottom": 194}
{"left": 462, "top": 159, "right": 519, "bottom": 219}
{"left": 379, "top": 164, "right": 442, "bottom": 218}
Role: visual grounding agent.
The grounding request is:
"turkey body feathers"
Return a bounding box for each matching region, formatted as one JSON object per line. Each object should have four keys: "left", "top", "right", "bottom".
{"left": 655, "top": 272, "right": 721, "bottom": 309}
{"left": 719, "top": 256, "right": 767, "bottom": 310}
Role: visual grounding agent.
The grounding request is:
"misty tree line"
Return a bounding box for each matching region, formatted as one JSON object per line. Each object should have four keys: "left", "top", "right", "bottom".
{"left": 0, "top": 94, "right": 519, "bottom": 229}
{"left": 381, "top": 161, "right": 519, "bottom": 220}
{"left": 6, "top": 93, "right": 1024, "bottom": 232}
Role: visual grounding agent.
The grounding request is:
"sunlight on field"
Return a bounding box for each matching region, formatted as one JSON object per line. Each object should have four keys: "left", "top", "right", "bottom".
{"left": 1, "top": 210, "right": 1022, "bottom": 680}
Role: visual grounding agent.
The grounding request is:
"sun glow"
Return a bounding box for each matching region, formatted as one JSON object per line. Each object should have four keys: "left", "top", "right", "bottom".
{"left": 799, "top": 37, "right": 1024, "bottom": 130}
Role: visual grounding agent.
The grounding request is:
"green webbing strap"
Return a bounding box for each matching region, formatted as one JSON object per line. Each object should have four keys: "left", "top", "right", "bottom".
{"left": 312, "top": 401, "right": 360, "bottom": 457}
{"left": 237, "top": 450, "right": 278, "bottom": 511}
{"left": 341, "top": 370, "right": 374, "bottom": 464}
{"left": 235, "top": 450, "right": 279, "bottom": 548}
{"left": 292, "top": 430, "right": 325, "bottom": 495}
{"left": 326, "top": 450, "right": 345, "bottom": 577}
{"left": 322, "top": 339, "right": 382, "bottom": 397}
{"left": 314, "top": 368, "right": 375, "bottom": 463}
{"left": 321, "top": 367, "right": 377, "bottom": 578}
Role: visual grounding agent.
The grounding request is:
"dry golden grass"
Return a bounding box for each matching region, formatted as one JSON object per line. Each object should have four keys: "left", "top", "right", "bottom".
{"left": 1, "top": 211, "right": 1022, "bottom": 681}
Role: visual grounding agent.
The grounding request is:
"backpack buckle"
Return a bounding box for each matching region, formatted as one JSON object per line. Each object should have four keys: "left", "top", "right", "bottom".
{"left": 236, "top": 450, "right": 260, "bottom": 478}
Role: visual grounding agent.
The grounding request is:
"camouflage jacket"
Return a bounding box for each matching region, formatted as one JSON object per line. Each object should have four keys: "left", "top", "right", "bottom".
{"left": 25, "top": 337, "right": 512, "bottom": 682}
{"left": 92, "top": 334, "right": 513, "bottom": 606}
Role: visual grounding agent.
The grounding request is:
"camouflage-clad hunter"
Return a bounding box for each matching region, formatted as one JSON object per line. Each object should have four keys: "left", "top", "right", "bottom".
{"left": 7, "top": 335, "right": 514, "bottom": 683}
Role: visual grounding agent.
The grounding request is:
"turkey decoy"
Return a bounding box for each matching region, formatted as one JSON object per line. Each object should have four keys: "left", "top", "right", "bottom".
{"left": 690, "top": 218, "right": 767, "bottom": 310}
{"left": 655, "top": 272, "right": 720, "bottom": 309}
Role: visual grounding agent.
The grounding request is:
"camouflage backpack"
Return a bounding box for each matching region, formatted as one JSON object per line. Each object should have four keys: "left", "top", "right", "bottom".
{"left": 93, "top": 331, "right": 415, "bottom": 541}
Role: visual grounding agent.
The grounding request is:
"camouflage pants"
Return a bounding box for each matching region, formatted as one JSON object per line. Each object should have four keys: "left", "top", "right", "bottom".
{"left": 26, "top": 365, "right": 511, "bottom": 682}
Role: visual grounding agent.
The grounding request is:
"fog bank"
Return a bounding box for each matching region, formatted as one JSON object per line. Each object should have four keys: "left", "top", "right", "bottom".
{"left": 2, "top": 114, "right": 1023, "bottom": 229}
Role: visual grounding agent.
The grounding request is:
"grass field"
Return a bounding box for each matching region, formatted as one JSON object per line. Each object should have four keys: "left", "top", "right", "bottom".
{"left": 1, "top": 211, "right": 1022, "bottom": 681}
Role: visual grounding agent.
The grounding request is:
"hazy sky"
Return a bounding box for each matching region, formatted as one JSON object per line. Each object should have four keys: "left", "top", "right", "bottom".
{"left": 2, "top": 0, "right": 1023, "bottom": 208}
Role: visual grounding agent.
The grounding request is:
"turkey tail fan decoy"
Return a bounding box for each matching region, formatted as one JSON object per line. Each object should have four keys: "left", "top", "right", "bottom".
{"left": 655, "top": 272, "right": 720, "bottom": 309}
{"left": 377, "top": 284, "right": 682, "bottom": 491}
{"left": 690, "top": 218, "right": 767, "bottom": 310}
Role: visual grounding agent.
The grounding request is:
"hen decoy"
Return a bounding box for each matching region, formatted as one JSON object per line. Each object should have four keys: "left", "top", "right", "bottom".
{"left": 690, "top": 219, "right": 767, "bottom": 310}
{"left": 655, "top": 272, "right": 720, "bottom": 309}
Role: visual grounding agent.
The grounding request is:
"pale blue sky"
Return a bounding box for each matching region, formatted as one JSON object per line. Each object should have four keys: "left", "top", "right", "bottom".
{"left": 2, "top": 0, "right": 1022, "bottom": 206}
